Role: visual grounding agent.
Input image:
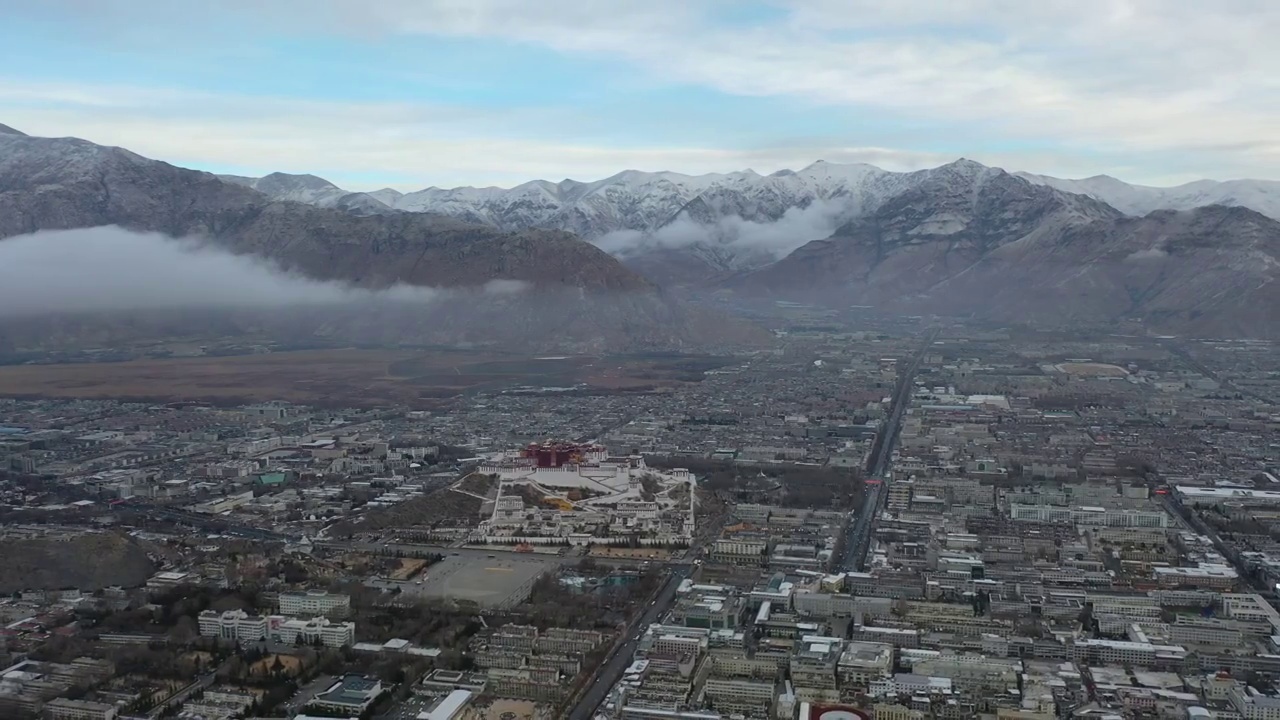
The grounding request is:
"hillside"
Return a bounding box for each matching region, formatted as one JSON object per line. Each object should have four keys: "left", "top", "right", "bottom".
{"left": 733, "top": 165, "right": 1280, "bottom": 339}
{"left": 0, "top": 128, "right": 765, "bottom": 352}
{"left": 224, "top": 156, "right": 1280, "bottom": 289}
{"left": 0, "top": 531, "right": 156, "bottom": 593}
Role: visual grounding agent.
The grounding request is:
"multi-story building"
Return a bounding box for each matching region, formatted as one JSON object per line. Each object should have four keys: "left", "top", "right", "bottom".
{"left": 197, "top": 609, "right": 354, "bottom": 648}
{"left": 1229, "top": 682, "right": 1280, "bottom": 720}
{"left": 268, "top": 616, "right": 356, "bottom": 648}
{"left": 1153, "top": 564, "right": 1239, "bottom": 590}
{"left": 1170, "top": 617, "right": 1247, "bottom": 648}
{"left": 837, "top": 642, "right": 894, "bottom": 690}
{"left": 707, "top": 649, "right": 785, "bottom": 679}
{"left": 278, "top": 590, "right": 351, "bottom": 618}
{"left": 790, "top": 636, "right": 843, "bottom": 704}
{"left": 484, "top": 667, "right": 565, "bottom": 702}
{"left": 702, "top": 677, "right": 774, "bottom": 718}
{"left": 1070, "top": 638, "right": 1187, "bottom": 668}
{"left": 488, "top": 625, "right": 539, "bottom": 653}
{"left": 711, "top": 538, "right": 768, "bottom": 567}
{"left": 1009, "top": 504, "right": 1168, "bottom": 528}
{"left": 670, "top": 593, "right": 743, "bottom": 631}
{"left": 309, "top": 675, "right": 384, "bottom": 716}
{"left": 43, "top": 698, "right": 117, "bottom": 720}
{"left": 197, "top": 609, "right": 268, "bottom": 644}
{"left": 535, "top": 628, "right": 605, "bottom": 655}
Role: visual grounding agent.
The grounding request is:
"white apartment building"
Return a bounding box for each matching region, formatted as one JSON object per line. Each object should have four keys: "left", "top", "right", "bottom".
{"left": 870, "top": 673, "right": 953, "bottom": 697}
{"left": 1153, "top": 564, "right": 1239, "bottom": 590}
{"left": 1009, "top": 504, "right": 1168, "bottom": 528}
{"left": 1224, "top": 594, "right": 1280, "bottom": 634}
{"left": 702, "top": 677, "right": 775, "bottom": 717}
{"left": 536, "top": 628, "right": 605, "bottom": 655}
{"left": 197, "top": 609, "right": 354, "bottom": 648}
{"left": 790, "top": 636, "right": 843, "bottom": 703}
{"left": 1070, "top": 638, "right": 1187, "bottom": 668}
{"left": 837, "top": 642, "right": 893, "bottom": 688}
{"left": 278, "top": 590, "right": 351, "bottom": 618}
{"left": 44, "top": 698, "right": 118, "bottom": 720}
{"left": 652, "top": 634, "right": 705, "bottom": 658}
{"left": 1230, "top": 683, "right": 1280, "bottom": 720}
{"left": 792, "top": 591, "right": 892, "bottom": 621}
{"left": 1170, "top": 618, "right": 1244, "bottom": 648}
{"left": 270, "top": 616, "right": 355, "bottom": 648}
{"left": 198, "top": 609, "right": 268, "bottom": 644}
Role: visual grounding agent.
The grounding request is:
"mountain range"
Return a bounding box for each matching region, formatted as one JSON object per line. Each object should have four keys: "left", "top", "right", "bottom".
{"left": 735, "top": 162, "right": 1280, "bottom": 339}
{"left": 226, "top": 155, "right": 1280, "bottom": 339}
{"left": 0, "top": 124, "right": 763, "bottom": 352}
{"left": 223, "top": 158, "right": 1280, "bottom": 290}
{"left": 3, "top": 122, "right": 1279, "bottom": 340}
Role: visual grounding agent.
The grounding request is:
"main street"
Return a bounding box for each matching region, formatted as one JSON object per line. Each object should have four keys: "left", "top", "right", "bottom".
{"left": 566, "top": 565, "right": 691, "bottom": 720}
{"left": 839, "top": 329, "right": 936, "bottom": 572}
{"left": 316, "top": 540, "right": 659, "bottom": 569}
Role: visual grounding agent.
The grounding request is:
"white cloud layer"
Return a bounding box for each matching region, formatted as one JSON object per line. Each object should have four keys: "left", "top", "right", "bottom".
{"left": 597, "top": 199, "right": 849, "bottom": 260}
{"left": 0, "top": 226, "right": 530, "bottom": 316}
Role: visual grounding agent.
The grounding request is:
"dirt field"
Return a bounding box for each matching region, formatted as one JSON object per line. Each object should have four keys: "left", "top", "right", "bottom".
{"left": 465, "top": 698, "right": 552, "bottom": 720}
{"left": 249, "top": 653, "right": 304, "bottom": 677}
{"left": 1055, "top": 362, "right": 1130, "bottom": 377}
{"left": 391, "top": 558, "right": 428, "bottom": 581}
{"left": 0, "top": 350, "right": 732, "bottom": 407}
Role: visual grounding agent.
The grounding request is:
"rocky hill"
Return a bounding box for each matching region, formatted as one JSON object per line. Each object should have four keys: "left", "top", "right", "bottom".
{"left": 0, "top": 531, "right": 156, "bottom": 593}
{"left": 731, "top": 165, "right": 1280, "bottom": 338}
{"left": 0, "top": 126, "right": 765, "bottom": 351}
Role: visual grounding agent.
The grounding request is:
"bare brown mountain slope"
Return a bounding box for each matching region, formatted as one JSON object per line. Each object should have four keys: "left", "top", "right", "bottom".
{"left": 0, "top": 132, "right": 642, "bottom": 292}
{"left": 732, "top": 163, "right": 1280, "bottom": 338}
{"left": 0, "top": 531, "right": 156, "bottom": 593}
{"left": 0, "top": 130, "right": 765, "bottom": 351}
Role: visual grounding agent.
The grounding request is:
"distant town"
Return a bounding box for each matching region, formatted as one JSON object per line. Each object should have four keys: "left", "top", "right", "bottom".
{"left": 2, "top": 313, "right": 1280, "bottom": 720}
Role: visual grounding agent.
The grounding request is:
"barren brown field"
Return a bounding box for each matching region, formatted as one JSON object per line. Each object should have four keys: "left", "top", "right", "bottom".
{"left": 249, "top": 653, "right": 303, "bottom": 677}
{"left": 0, "top": 349, "right": 734, "bottom": 407}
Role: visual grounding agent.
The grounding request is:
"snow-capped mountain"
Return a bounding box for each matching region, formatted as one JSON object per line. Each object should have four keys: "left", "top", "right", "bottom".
{"left": 228, "top": 160, "right": 1280, "bottom": 285}
{"left": 218, "top": 172, "right": 390, "bottom": 214}
{"left": 380, "top": 161, "right": 914, "bottom": 240}
{"left": 1014, "top": 172, "right": 1280, "bottom": 221}
{"left": 736, "top": 164, "right": 1280, "bottom": 340}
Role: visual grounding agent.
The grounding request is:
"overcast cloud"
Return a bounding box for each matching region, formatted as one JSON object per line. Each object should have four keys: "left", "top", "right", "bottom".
{"left": 0, "top": 0, "right": 1275, "bottom": 187}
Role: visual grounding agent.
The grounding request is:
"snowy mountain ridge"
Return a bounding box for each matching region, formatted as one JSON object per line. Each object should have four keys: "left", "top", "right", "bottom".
{"left": 222, "top": 157, "right": 1280, "bottom": 283}
{"left": 1013, "top": 172, "right": 1280, "bottom": 220}
{"left": 234, "top": 159, "right": 1280, "bottom": 235}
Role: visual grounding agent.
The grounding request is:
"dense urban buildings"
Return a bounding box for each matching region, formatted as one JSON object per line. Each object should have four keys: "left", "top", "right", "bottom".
{"left": 0, "top": 317, "right": 1278, "bottom": 719}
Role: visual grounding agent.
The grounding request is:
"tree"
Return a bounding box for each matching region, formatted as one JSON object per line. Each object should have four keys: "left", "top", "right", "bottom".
{"left": 169, "top": 615, "right": 199, "bottom": 645}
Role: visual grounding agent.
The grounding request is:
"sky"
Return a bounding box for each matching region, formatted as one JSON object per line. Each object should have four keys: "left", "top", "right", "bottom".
{"left": 0, "top": 0, "right": 1275, "bottom": 190}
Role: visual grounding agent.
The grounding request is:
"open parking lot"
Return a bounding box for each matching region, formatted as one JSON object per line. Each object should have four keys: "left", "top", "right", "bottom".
{"left": 384, "top": 554, "right": 555, "bottom": 609}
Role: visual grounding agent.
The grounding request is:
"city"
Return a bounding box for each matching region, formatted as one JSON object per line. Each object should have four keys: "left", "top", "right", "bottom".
{"left": 1, "top": 2, "right": 1277, "bottom": 718}
{"left": 2, "top": 314, "right": 1279, "bottom": 720}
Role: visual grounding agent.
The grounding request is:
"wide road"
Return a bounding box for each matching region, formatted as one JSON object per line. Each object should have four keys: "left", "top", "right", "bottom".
{"left": 316, "top": 540, "right": 659, "bottom": 569}
{"left": 838, "top": 329, "right": 936, "bottom": 572}
{"left": 567, "top": 565, "right": 691, "bottom": 720}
